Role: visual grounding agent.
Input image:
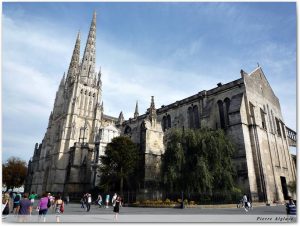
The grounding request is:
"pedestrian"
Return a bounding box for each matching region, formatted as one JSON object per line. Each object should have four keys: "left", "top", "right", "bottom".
{"left": 37, "top": 193, "right": 49, "bottom": 222}
{"left": 65, "top": 193, "right": 70, "bottom": 205}
{"left": 48, "top": 193, "right": 55, "bottom": 212}
{"left": 96, "top": 194, "right": 103, "bottom": 208}
{"left": 12, "top": 192, "right": 22, "bottom": 215}
{"left": 113, "top": 195, "right": 122, "bottom": 221}
{"left": 286, "top": 197, "right": 296, "bottom": 215}
{"left": 80, "top": 194, "right": 86, "bottom": 209}
{"left": 18, "top": 193, "right": 31, "bottom": 222}
{"left": 2, "top": 192, "right": 10, "bottom": 218}
{"left": 86, "top": 193, "right": 92, "bottom": 212}
{"left": 105, "top": 194, "right": 110, "bottom": 208}
{"left": 242, "top": 194, "right": 249, "bottom": 212}
{"left": 112, "top": 193, "right": 117, "bottom": 207}
{"left": 54, "top": 194, "right": 64, "bottom": 222}
{"left": 28, "top": 191, "right": 38, "bottom": 215}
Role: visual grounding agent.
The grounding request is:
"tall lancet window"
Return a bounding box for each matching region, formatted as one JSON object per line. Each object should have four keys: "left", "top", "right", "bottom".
{"left": 167, "top": 115, "right": 171, "bottom": 129}
{"left": 193, "top": 105, "right": 200, "bottom": 128}
{"left": 217, "top": 100, "right": 225, "bottom": 129}
{"left": 188, "top": 107, "right": 194, "bottom": 128}
{"left": 224, "top": 98, "right": 231, "bottom": 127}
{"left": 79, "top": 121, "right": 88, "bottom": 143}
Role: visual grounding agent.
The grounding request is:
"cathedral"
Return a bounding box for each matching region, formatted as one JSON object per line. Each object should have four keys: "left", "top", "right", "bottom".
{"left": 25, "top": 12, "right": 296, "bottom": 203}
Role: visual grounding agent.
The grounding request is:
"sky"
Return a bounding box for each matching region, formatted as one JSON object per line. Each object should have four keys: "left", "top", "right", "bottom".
{"left": 2, "top": 2, "right": 297, "bottom": 163}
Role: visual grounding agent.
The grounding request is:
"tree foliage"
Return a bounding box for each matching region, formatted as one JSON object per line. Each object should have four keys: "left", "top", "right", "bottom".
{"left": 288, "top": 181, "right": 296, "bottom": 195}
{"left": 162, "top": 128, "right": 236, "bottom": 194}
{"left": 99, "top": 136, "right": 139, "bottom": 194}
{"left": 2, "top": 157, "right": 28, "bottom": 191}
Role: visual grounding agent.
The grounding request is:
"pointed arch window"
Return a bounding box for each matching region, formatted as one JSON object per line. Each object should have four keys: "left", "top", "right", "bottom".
{"left": 193, "top": 105, "right": 200, "bottom": 128}
{"left": 167, "top": 115, "right": 171, "bottom": 128}
{"left": 224, "top": 98, "right": 231, "bottom": 127}
{"left": 217, "top": 100, "right": 225, "bottom": 129}
{"left": 162, "top": 116, "right": 167, "bottom": 131}
{"left": 162, "top": 115, "right": 171, "bottom": 131}
{"left": 188, "top": 107, "right": 194, "bottom": 128}
{"left": 124, "top": 126, "right": 132, "bottom": 135}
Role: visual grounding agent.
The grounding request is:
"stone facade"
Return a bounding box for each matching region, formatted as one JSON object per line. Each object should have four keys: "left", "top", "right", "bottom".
{"left": 25, "top": 12, "right": 296, "bottom": 203}
{"left": 25, "top": 12, "right": 120, "bottom": 196}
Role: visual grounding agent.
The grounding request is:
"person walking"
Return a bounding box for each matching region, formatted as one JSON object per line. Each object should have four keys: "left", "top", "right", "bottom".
{"left": 96, "top": 194, "right": 103, "bottom": 208}
{"left": 105, "top": 194, "right": 110, "bottom": 208}
{"left": 242, "top": 194, "right": 249, "bottom": 212}
{"left": 113, "top": 195, "right": 122, "bottom": 221}
{"left": 12, "top": 192, "right": 21, "bottom": 215}
{"left": 65, "top": 194, "right": 70, "bottom": 205}
{"left": 37, "top": 193, "right": 49, "bottom": 222}
{"left": 80, "top": 193, "right": 86, "bottom": 209}
{"left": 86, "top": 193, "right": 92, "bottom": 212}
{"left": 112, "top": 193, "right": 117, "bottom": 207}
{"left": 2, "top": 192, "right": 10, "bottom": 218}
{"left": 18, "top": 193, "right": 31, "bottom": 222}
{"left": 28, "top": 191, "right": 37, "bottom": 215}
{"left": 286, "top": 197, "right": 296, "bottom": 215}
{"left": 54, "top": 194, "right": 64, "bottom": 222}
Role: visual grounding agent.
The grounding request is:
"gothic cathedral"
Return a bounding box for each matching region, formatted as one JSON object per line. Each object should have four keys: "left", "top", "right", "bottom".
{"left": 25, "top": 12, "right": 296, "bottom": 203}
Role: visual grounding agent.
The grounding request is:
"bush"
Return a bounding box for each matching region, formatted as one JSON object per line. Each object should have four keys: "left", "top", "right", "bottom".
{"left": 184, "top": 199, "right": 188, "bottom": 205}
{"left": 165, "top": 198, "right": 171, "bottom": 203}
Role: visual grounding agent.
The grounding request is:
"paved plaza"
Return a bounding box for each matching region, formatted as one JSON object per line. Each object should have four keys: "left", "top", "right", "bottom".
{"left": 2, "top": 202, "right": 296, "bottom": 223}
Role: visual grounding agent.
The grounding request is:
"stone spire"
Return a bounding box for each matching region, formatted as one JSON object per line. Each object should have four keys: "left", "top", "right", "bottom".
{"left": 150, "top": 96, "right": 155, "bottom": 109}
{"left": 118, "top": 111, "right": 124, "bottom": 125}
{"left": 148, "top": 96, "right": 157, "bottom": 125}
{"left": 134, "top": 101, "right": 139, "bottom": 119}
{"left": 59, "top": 72, "right": 65, "bottom": 87}
{"left": 80, "top": 11, "right": 97, "bottom": 84}
{"left": 67, "top": 31, "right": 80, "bottom": 84}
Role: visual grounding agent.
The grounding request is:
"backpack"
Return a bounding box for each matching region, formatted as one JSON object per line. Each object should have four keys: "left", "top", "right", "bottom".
{"left": 47, "top": 198, "right": 51, "bottom": 208}
{"left": 14, "top": 195, "right": 20, "bottom": 203}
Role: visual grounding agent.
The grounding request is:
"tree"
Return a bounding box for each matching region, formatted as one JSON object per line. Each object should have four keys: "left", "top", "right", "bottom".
{"left": 162, "top": 129, "right": 185, "bottom": 192}
{"left": 2, "top": 157, "right": 28, "bottom": 191}
{"left": 99, "top": 136, "right": 139, "bottom": 195}
{"left": 288, "top": 181, "right": 296, "bottom": 195}
{"left": 162, "top": 128, "right": 236, "bottom": 195}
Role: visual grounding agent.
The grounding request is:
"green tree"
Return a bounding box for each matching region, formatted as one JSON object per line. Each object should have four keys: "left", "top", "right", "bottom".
{"left": 288, "top": 181, "right": 296, "bottom": 195}
{"left": 162, "top": 129, "right": 185, "bottom": 192}
{"left": 2, "top": 157, "right": 28, "bottom": 191}
{"left": 99, "top": 136, "right": 139, "bottom": 195}
{"left": 162, "top": 128, "right": 236, "bottom": 194}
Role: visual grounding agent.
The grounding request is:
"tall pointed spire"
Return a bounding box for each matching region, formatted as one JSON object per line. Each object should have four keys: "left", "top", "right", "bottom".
{"left": 67, "top": 31, "right": 81, "bottom": 84}
{"left": 80, "top": 11, "right": 97, "bottom": 84}
{"left": 150, "top": 96, "right": 155, "bottom": 109}
{"left": 134, "top": 101, "right": 139, "bottom": 119}
{"left": 118, "top": 111, "right": 124, "bottom": 125}
{"left": 148, "top": 96, "right": 157, "bottom": 126}
{"left": 60, "top": 72, "right": 66, "bottom": 87}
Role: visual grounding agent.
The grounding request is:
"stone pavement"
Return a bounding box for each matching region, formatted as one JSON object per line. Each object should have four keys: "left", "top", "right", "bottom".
{"left": 2, "top": 202, "right": 296, "bottom": 223}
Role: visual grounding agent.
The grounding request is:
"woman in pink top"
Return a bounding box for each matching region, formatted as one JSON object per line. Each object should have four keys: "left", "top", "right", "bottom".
{"left": 37, "top": 193, "right": 49, "bottom": 222}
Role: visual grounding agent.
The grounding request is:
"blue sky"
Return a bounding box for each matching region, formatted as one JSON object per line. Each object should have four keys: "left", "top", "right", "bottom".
{"left": 2, "top": 2, "right": 297, "bottom": 162}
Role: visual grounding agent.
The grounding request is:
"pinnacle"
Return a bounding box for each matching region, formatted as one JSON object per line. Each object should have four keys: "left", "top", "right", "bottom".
{"left": 76, "top": 30, "right": 81, "bottom": 41}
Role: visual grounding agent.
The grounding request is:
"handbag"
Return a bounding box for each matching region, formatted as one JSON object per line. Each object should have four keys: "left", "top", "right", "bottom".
{"left": 60, "top": 202, "right": 64, "bottom": 213}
